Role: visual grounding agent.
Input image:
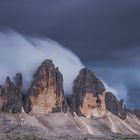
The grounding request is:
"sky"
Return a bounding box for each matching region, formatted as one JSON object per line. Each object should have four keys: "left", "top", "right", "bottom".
{"left": 0, "top": 0, "right": 140, "bottom": 109}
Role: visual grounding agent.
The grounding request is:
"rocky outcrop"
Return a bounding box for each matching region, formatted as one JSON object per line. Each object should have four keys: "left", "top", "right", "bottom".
{"left": 105, "top": 92, "right": 127, "bottom": 120}
{"left": 70, "top": 68, "right": 128, "bottom": 119}
{"left": 0, "top": 85, "right": 4, "bottom": 110}
{"left": 117, "top": 99, "right": 127, "bottom": 119}
{"left": 0, "top": 59, "right": 129, "bottom": 120}
{"left": 27, "top": 59, "right": 65, "bottom": 115}
{"left": 0, "top": 73, "right": 23, "bottom": 113}
{"left": 70, "top": 68, "right": 106, "bottom": 117}
{"left": 133, "top": 110, "right": 140, "bottom": 119}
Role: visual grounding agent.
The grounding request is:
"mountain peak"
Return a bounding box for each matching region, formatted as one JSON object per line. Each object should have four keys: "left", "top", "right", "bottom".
{"left": 70, "top": 68, "right": 106, "bottom": 117}
{"left": 26, "top": 59, "right": 65, "bottom": 115}
{"left": 0, "top": 74, "right": 23, "bottom": 113}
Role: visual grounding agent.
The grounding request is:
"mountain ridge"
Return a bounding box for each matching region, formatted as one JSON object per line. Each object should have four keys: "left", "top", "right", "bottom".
{"left": 0, "top": 59, "right": 140, "bottom": 140}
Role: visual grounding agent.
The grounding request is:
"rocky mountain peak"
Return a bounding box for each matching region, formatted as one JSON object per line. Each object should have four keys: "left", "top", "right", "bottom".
{"left": 73, "top": 68, "right": 105, "bottom": 95}
{"left": 70, "top": 68, "right": 128, "bottom": 119}
{"left": 105, "top": 92, "right": 127, "bottom": 120}
{"left": 26, "top": 59, "right": 65, "bottom": 115}
{"left": 0, "top": 73, "right": 23, "bottom": 113}
{"left": 70, "top": 68, "right": 106, "bottom": 117}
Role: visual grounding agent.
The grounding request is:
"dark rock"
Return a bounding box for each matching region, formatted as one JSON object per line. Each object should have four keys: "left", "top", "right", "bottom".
{"left": 0, "top": 85, "right": 4, "bottom": 110}
{"left": 117, "top": 99, "right": 127, "bottom": 120}
{"left": 105, "top": 92, "right": 118, "bottom": 116}
{"left": 73, "top": 68, "right": 105, "bottom": 96}
{"left": 0, "top": 73, "right": 23, "bottom": 113}
{"left": 132, "top": 109, "right": 140, "bottom": 119}
{"left": 23, "top": 94, "right": 32, "bottom": 113}
{"left": 0, "top": 85, "right": 3, "bottom": 96}
{"left": 70, "top": 68, "right": 106, "bottom": 117}
{"left": 105, "top": 92, "right": 127, "bottom": 120}
{"left": 62, "top": 97, "right": 69, "bottom": 113}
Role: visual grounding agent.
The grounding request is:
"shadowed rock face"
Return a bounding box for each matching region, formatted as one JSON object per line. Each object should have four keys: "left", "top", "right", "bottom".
{"left": 117, "top": 99, "right": 127, "bottom": 119}
{"left": 133, "top": 109, "right": 140, "bottom": 119}
{"left": 0, "top": 73, "right": 23, "bottom": 113}
{"left": 105, "top": 92, "right": 118, "bottom": 116}
{"left": 105, "top": 92, "right": 127, "bottom": 120}
{"left": 70, "top": 68, "right": 106, "bottom": 117}
{"left": 26, "top": 59, "right": 65, "bottom": 114}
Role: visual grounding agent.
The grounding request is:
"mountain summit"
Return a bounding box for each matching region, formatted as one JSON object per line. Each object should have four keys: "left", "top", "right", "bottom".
{"left": 25, "top": 59, "right": 64, "bottom": 114}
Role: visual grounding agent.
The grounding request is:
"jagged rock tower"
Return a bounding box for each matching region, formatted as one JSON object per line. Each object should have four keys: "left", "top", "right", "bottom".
{"left": 70, "top": 68, "right": 106, "bottom": 118}
{"left": 0, "top": 73, "right": 23, "bottom": 113}
{"left": 25, "top": 59, "right": 65, "bottom": 115}
{"left": 70, "top": 68, "right": 128, "bottom": 119}
{"left": 105, "top": 92, "right": 127, "bottom": 120}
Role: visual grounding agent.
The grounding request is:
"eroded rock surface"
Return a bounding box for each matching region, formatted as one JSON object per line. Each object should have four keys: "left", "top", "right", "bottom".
{"left": 27, "top": 59, "right": 65, "bottom": 114}
{"left": 0, "top": 73, "right": 23, "bottom": 113}
{"left": 70, "top": 68, "right": 106, "bottom": 117}
{"left": 105, "top": 92, "right": 127, "bottom": 120}
{"left": 133, "top": 109, "right": 140, "bottom": 119}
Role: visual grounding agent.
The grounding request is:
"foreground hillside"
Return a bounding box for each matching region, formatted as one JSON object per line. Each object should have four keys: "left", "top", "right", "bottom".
{"left": 0, "top": 59, "right": 140, "bottom": 140}
{"left": 0, "top": 112, "right": 140, "bottom": 140}
{"left": 0, "top": 111, "right": 140, "bottom": 140}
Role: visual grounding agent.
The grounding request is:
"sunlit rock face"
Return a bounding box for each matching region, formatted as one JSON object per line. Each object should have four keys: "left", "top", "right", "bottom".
{"left": 27, "top": 59, "right": 65, "bottom": 115}
{"left": 0, "top": 73, "right": 23, "bottom": 113}
{"left": 70, "top": 68, "right": 106, "bottom": 118}
{"left": 105, "top": 92, "right": 127, "bottom": 120}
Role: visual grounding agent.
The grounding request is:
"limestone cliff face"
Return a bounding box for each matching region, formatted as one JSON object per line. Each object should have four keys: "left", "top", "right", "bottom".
{"left": 128, "top": 109, "right": 140, "bottom": 120}
{"left": 0, "top": 59, "right": 130, "bottom": 121}
{"left": 0, "top": 73, "right": 23, "bottom": 113}
{"left": 70, "top": 68, "right": 106, "bottom": 117}
{"left": 27, "top": 59, "right": 65, "bottom": 115}
{"left": 105, "top": 92, "right": 127, "bottom": 120}
{"left": 105, "top": 92, "right": 118, "bottom": 116}
{"left": 70, "top": 68, "right": 128, "bottom": 119}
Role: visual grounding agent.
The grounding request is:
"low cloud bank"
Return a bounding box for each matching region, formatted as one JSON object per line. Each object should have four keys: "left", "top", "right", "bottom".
{"left": 0, "top": 30, "right": 83, "bottom": 93}
{"left": 0, "top": 30, "right": 127, "bottom": 105}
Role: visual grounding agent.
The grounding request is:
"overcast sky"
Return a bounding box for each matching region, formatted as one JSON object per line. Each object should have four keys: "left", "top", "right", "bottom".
{"left": 0, "top": 0, "right": 140, "bottom": 108}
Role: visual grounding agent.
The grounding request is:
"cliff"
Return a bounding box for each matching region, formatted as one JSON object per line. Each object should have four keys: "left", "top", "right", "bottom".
{"left": 25, "top": 59, "right": 65, "bottom": 115}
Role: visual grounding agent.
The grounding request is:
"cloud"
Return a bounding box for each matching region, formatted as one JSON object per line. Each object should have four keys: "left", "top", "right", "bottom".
{"left": 93, "top": 67, "right": 140, "bottom": 108}
{"left": 0, "top": 30, "right": 84, "bottom": 94}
